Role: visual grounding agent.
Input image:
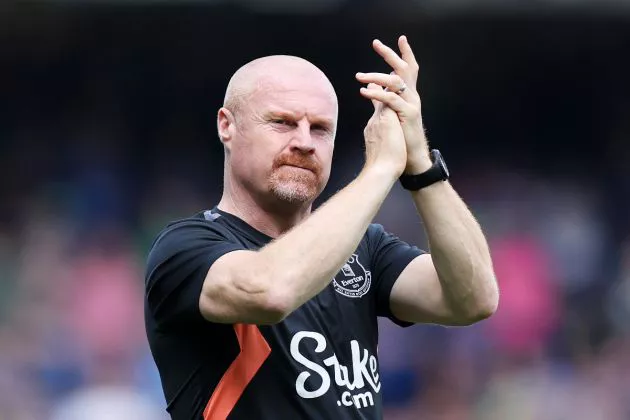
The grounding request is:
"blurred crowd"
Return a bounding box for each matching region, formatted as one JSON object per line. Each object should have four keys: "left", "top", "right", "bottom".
{"left": 377, "top": 174, "right": 630, "bottom": 420}
{"left": 1, "top": 5, "right": 630, "bottom": 420}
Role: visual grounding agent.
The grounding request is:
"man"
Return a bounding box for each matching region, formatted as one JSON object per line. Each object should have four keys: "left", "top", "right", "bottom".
{"left": 144, "top": 35, "right": 499, "bottom": 420}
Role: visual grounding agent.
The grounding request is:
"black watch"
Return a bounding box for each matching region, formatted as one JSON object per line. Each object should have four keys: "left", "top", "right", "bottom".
{"left": 399, "top": 149, "right": 450, "bottom": 191}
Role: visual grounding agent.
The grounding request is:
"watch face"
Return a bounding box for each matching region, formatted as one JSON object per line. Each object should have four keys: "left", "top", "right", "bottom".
{"left": 440, "top": 158, "right": 450, "bottom": 178}
{"left": 433, "top": 149, "right": 449, "bottom": 179}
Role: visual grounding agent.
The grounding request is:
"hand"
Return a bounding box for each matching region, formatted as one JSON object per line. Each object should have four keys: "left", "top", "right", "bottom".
{"left": 361, "top": 82, "right": 407, "bottom": 179}
{"left": 356, "top": 36, "right": 432, "bottom": 174}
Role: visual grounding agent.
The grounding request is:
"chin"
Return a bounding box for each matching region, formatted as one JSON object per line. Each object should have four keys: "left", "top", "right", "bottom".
{"left": 270, "top": 182, "right": 319, "bottom": 204}
{"left": 268, "top": 169, "right": 322, "bottom": 204}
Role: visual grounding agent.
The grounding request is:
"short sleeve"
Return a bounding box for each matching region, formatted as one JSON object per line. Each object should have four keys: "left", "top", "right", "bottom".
{"left": 368, "top": 224, "right": 425, "bottom": 327}
{"left": 145, "top": 220, "right": 244, "bottom": 328}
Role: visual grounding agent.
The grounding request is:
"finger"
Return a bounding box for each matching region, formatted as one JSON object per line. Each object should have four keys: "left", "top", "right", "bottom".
{"left": 372, "top": 39, "right": 406, "bottom": 73}
{"left": 356, "top": 72, "right": 406, "bottom": 94}
{"left": 360, "top": 86, "right": 409, "bottom": 114}
{"left": 364, "top": 82, "right": 382, "bottom": 111}
{"left": 398, "top": 35, "right": 419, "bottom": 69}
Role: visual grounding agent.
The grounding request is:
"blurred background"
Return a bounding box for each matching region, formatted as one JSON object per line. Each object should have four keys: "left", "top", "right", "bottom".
{"left": 1, "top": 0, "right": 630, "bottom": 419}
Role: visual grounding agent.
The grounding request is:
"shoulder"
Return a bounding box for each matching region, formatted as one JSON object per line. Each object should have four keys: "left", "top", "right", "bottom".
{"left": 364, "top": 223, "right": 389, "bottom": 250}
{"left": 150, "top": 211, "right": 232, "bottom": 249}
{"left": 364, "top": 222, "right": 425, "bottom": 265}
{"left": 365, "top": 223, "right": 418, "bottom": 247}
{"left": 366, "top": 223, "right": 387, "bottom": 238}
{"left": 146, "top": 211, "right": 240, "bottom": 267}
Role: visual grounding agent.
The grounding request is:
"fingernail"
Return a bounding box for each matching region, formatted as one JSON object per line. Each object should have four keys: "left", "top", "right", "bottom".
{"left": 374, "top": 39, "right": 381, "bottom": 44}
{"left": 356, "top": 72, "right": 364, "bottom": 77}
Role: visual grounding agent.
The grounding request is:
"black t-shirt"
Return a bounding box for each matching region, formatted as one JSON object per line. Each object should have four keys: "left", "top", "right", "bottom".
{"left": 144, "top": 208, "right": 424, "bottom": 420}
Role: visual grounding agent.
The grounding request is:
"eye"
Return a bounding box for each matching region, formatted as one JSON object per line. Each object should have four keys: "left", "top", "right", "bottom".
{"left": 311, "top": 124, "right": 329, "bottom": 133}
{"left": 311, "top": 125, "right": 333, "bottom": 138}
{"left": 271, "top": 119, "right": 294, "bottom": 126}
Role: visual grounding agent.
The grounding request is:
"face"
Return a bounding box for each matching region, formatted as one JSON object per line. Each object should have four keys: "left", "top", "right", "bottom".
{"left": 223, "top": 73, "right": 337, "bottom": 206}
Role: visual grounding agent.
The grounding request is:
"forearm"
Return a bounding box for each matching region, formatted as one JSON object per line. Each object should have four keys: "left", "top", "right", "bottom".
{"left": 259, "top": 166, "right": 397, "bottom": 315}
{"left": 411, "top": 181, "right": 498, "bottom": 319}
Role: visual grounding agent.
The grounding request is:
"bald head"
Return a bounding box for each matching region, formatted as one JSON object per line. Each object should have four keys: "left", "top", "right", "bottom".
{"left": 223, "top": 55, "right": 337, "bottom": 120}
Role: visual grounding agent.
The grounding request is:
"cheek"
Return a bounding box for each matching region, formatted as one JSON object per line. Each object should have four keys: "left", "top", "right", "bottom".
{"left": 234, "top": 148, "right": 269, "bottom": 177}
{"left": 232, "top": 132, "right": 280, "bottom": 175}
{"left": 319, "top": 143, "right": 334, "bottom": 169}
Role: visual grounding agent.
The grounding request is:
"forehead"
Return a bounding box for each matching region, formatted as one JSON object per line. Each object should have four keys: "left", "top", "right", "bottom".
{"left": 249, "top": 76, "right": 338, "bottom": 121}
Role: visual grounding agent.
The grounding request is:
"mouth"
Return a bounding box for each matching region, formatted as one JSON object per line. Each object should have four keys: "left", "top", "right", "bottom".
{"left": 282, "top": 164, "right": 315, "bottom": 173}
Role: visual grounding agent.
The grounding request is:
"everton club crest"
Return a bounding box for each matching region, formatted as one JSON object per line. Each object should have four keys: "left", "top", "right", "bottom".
{"left": 333, "top": 254, "right": 371, "bottom": 298}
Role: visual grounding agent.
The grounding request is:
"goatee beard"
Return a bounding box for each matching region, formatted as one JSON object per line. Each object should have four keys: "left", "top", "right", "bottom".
{"left": 269, "top": 153, "right": 321, "bottom": 204}
{"left": 269, "top": 170, "right": 318, "bottom": 204}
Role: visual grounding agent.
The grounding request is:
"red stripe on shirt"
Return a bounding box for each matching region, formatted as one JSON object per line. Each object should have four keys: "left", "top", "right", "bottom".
{"left": 203, "top": 324, "right": 271, "bottom": 420}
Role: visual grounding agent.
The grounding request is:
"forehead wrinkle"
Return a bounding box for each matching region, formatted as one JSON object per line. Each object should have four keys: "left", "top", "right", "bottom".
{"left": 261, "top": 82, "right": 337, "bottom": 115}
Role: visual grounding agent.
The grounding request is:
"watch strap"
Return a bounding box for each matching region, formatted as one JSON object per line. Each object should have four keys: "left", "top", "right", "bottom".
{"left": 399, "top": 149, "right": 447, "bottom": 191}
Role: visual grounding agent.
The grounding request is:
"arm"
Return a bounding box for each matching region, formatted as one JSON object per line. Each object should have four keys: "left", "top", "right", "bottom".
{"left": 200, "top": 167, "right": 396, "bottom": 325}
{"left": 357, "top": 36, "right": 498, "bottom": 326}
{"left": 201, "top": 97, "right": 408, "bottom": 325}
{"left": 390, "top": 181, "right": 498, "bottom": 325}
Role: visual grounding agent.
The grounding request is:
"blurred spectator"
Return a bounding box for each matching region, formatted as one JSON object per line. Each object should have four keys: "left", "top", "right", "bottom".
{"left": 50, "top": 385, "right": 167, "bottom": 420}
{"left": 484, "top": 232, "right": 561, "bottom": 359}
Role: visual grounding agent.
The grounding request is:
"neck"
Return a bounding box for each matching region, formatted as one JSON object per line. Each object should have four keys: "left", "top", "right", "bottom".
{"left": 218, "top": 178, "right": 313, "bottom": 238}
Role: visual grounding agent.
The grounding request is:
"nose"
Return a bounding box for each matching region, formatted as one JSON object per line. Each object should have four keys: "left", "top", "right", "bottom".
{"left": 289, "top": 122, "right": 316, "bottom": 154}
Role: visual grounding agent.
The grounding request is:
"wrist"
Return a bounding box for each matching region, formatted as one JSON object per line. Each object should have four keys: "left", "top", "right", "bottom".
{"left": 360, "top": 162, "right": 401, "bottom": 185}
{"left": 405, "top": 150, "right": 432, "bottom": 174}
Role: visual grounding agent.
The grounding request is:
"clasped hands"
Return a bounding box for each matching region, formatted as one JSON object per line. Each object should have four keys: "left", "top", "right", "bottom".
{"left": 357, "top": 36, "right": 432, "bottom": 176}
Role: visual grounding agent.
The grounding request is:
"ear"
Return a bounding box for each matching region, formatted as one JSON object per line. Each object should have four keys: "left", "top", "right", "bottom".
{"left": 217, "top": 107, "right": 236, "bottom": 150}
